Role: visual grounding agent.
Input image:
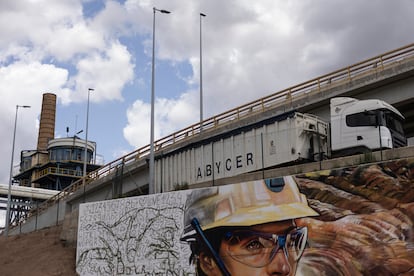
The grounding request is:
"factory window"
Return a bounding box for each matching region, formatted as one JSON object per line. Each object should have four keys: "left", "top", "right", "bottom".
{"left": 76, "top": 149, "right": 83, "bottom": 161}
{"left": 64, "top": 149, "right": 71, "bottom": 161}
{"left": 50, "top": 148, "right": 66, "bottom": 161}
{"left": 21, "top": 157, "right": 32, "bottom": 171}
{"left": 49, "top": 151, "right": 55, "bottom": 161}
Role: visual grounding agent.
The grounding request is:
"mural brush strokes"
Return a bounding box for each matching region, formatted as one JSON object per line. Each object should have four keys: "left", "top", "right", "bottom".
{"left": 77, "top": 158, "right": 414, "bottom": 275}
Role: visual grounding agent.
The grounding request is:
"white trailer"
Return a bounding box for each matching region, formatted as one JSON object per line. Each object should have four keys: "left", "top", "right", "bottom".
{"left": 156, "top": 112, "right": 329, "bottom": 191}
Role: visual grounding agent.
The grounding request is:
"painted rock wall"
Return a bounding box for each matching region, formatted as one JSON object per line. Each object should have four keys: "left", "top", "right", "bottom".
{"left": 295, "top": 159, "right": 414, "bottom": 275}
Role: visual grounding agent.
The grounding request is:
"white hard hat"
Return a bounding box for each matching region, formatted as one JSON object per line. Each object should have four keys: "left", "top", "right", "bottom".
{"left": 181, "top": 176, "right": 318, "bottom": 241}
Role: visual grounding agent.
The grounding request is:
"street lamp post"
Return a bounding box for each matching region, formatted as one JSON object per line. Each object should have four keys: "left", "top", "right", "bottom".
{"left": 199, "top": 13, "right": 206, "bottom": 130}
{"left": 72, "top": 130, "right": 83, "bottom": 161}
{"left": 83, "top": 88, "right": 94, "bottom": 201}
{"left": 149, "top": 7, "right": 171, "bottom": 195}
{"left": 5, "top": 105, "right": 30, "bottom": 235}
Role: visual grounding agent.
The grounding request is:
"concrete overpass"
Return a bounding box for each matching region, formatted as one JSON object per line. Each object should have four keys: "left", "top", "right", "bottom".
{"left": 8, "top": 42, "right": 414, "bottom": 235}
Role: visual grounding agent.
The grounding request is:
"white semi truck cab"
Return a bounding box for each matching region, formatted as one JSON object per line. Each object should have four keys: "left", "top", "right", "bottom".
{"left": 330, "top": 97, "right": 406, "bottom": 157}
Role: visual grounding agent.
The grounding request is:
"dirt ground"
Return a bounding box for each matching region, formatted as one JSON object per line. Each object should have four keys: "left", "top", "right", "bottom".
{"left": 0, "top": 224, "right": 77, "bottom": 276}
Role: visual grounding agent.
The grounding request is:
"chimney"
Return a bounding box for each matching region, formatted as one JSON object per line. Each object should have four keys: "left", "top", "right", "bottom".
{"left": 37, "top": 93, "right": 56, "bottom": 151}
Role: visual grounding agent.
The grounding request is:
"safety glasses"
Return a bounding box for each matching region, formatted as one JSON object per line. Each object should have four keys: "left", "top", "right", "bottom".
{"left": 222, "top": 227, "right": 308, "bottom": 268}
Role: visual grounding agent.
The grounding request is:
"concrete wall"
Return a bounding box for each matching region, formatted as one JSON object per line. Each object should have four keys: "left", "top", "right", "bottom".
{"left": 10, "top": 198, "right": 67, "bottom": 235}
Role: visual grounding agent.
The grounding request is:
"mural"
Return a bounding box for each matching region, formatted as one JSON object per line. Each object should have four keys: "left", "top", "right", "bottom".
{"left": 76, "top": 192, "right": 193, "bottom": 275}
{"left": 77, "top": 158, "right": 414, "bottom": 275}
{"left": 295, "top": 159, "right": 414, "bottom": 275}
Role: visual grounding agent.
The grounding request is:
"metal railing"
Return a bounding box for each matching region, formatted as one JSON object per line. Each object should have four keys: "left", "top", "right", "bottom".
{"left": 33, "top": 166, "right": 83, "bottom": 181}
{"left": 27, "top": 42, "right": 414, "bottom": 217}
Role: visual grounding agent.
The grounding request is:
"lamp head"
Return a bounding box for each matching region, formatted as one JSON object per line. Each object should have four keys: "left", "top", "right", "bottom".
{"left": 154, "top": 7, "right": 171, "bottom": 14}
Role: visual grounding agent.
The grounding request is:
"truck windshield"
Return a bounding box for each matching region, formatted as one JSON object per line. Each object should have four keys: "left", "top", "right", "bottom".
{"left": 346, "top": 109, "right": 405, "bottom": 135}
{"left": 384, "top": 111, "right": 404, "bottom": 135}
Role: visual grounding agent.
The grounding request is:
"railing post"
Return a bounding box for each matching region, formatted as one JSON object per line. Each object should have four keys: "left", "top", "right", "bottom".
{"left": 56, "top": 196, "right": 60, "bottom": 226}
{"left": 261, "top": 132, "right": 265, "bottom": 179}
{"left": 35, "top": 201, "right": 38, "bottom": 231}
{"left": 379, "top": 56, "right": 384, "bottom": 69}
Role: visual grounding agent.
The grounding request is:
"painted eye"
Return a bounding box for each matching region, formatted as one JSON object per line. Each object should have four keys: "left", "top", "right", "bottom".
{"left": 245, "top": 237, "right": 273, "bottom": 252}
{"left": 245, "top": 239, "right": 263, "bottom": 251}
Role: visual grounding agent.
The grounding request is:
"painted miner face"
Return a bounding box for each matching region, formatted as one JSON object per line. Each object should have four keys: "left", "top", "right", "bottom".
{"left": 199, "top": 220, "right": 304, "bottom": 276}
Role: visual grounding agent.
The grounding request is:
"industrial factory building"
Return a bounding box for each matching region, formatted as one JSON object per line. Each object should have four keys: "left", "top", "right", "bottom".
{"left": 14, "top": 93, "right": 101, "bottom": 191}
{"left": 3, "top": 93, "right": 101, "bottom": 227}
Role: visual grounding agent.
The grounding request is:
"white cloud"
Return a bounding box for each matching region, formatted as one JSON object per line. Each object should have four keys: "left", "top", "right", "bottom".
{"left": 0, "top": 0, "right": 134, "bottom": 105}
{"left": 0, "top": 1, "right": 83, "bottom": 61}
{"left": 123, "top": 100, "right": 150, "bottom": 148}
{"left": 45, "top": 23, "right": 105, "bottom": 62}
{"left": 63, "top": 41, "right": 134, "bottom": 104}
{"left": 124, "top": 90, "right": 198, "bottom": 148}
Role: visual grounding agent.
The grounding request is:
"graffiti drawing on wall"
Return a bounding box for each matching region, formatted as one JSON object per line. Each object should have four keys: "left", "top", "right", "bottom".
{"left": 76, "top": 191, "right": 193, "bottom": 275}
{"left": 77, "top": 158, "right": 414, "bottom": 275}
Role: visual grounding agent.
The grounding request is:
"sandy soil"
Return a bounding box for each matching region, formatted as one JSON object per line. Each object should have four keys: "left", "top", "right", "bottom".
{"left": 0, "top": 224, "right": 77, "bottom": 276}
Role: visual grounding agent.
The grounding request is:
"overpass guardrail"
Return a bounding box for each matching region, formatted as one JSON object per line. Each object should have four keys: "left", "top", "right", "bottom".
{"left": 23, "top": 42, "right": 414, "bottom": 222}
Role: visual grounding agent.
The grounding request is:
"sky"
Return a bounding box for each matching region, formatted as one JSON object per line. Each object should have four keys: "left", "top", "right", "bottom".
{"left": 1, "top": 0, "right": 414, "bottom": 188}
